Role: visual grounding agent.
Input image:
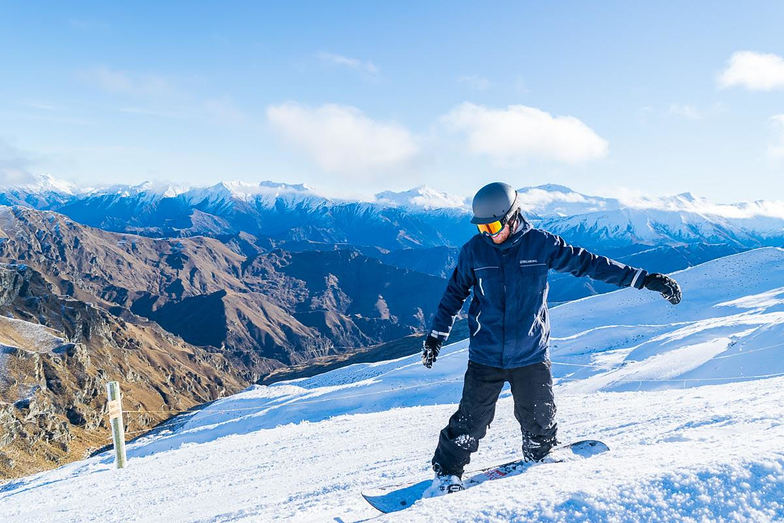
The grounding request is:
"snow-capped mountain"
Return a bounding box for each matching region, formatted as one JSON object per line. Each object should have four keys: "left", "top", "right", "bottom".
{"left": 2, "top": 248, "right": 783, "bottom": 521}
{"left": 517, "top": 183, "right": 784, "bottom": 222}
{"left": 181, "top": 180, "right": 323, "bottom": 207}
{"left": 2, "top": 174, "right": 782, "bottom": 254}
{"left": 516, "top": 183, "right": 621, "bottom": 217}
{"left": 374, "top": 185, "right": 470, "bottom": 210}
{"left": 0, "top": 174, "right": 77, "bottom": 209}
{"left": 30, "top": 176, "right": 470, "bottom": 249}
{"left": 521, "top": 184, "right": 784, "bottom": 248}
{"left": 0, "top": 173, "right": 78, "bottom": 195}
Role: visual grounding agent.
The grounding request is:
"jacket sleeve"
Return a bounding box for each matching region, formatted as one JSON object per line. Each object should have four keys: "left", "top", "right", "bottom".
{"left": 544, "top": 232, "right": 647, "bottom": 289}
{"left": 429, "top": 243, "right": 475, "bottom": 341}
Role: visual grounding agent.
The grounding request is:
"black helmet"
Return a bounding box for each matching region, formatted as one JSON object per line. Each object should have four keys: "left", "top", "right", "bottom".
{"left": 470, "top": 182, "right": 519, "bottom": 224}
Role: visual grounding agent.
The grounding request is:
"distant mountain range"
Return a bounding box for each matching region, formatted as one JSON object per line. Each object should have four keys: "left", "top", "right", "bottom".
{"left": 3, "top": 175, "right": 782, "bottom": 251}
{"left": 2, "top": 174, "right": 782, "bottom": 303}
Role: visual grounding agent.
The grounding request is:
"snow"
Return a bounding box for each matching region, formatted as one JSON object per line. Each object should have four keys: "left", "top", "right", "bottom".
{"left": 1, "top": 374, "right": 782, "bottom": 521}
{"left": 0, "top": 173, "right": 79, "bottom": 195}
{"left": 85, "top": 181, "right": 189, "bottom": 199}
{"left": 516, "top": 183, "right": 784, "bottom": 221}
{"left": 183, "top": 180, "right": 320, "bottom": 204}
{"left": 550, "top": 247, "right": 784, "bottom": 391}
{"left": 1, "top": 248, "right": 784, "bottom": 521}
{"left": 374, "top": 185, "right": 470, "bottom": 211}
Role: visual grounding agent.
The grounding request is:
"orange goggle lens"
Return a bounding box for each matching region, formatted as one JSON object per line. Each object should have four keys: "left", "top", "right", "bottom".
{"left": 476, "top": 220, "right": 504, "bottom": 236}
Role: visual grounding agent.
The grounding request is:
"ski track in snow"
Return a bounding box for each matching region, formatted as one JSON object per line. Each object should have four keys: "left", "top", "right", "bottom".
{"left": 1, "top": 247, "right": 784, "bottom": 521}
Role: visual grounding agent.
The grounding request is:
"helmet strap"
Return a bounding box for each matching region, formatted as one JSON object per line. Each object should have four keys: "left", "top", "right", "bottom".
{"left": 506, "top": 209, "right": 520, "bottom": 231}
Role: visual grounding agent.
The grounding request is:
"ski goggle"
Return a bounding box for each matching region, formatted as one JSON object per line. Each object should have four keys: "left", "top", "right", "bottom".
{"left": 476, "top": 219, "right": 504, "bottom": 237}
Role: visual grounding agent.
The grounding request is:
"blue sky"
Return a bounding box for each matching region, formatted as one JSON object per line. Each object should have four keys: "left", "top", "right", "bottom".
{"left": 1, "top": 1, "right": 783, "bottom": 201}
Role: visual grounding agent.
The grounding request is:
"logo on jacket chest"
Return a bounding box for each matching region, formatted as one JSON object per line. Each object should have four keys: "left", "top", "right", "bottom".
{"left": 519, "top": 259, "right": 541, "bottom": 265}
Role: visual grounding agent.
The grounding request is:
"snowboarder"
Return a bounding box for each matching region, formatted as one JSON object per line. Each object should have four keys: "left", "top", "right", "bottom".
{"left": 421, "top": 182, "right": 682, "bottom": 496}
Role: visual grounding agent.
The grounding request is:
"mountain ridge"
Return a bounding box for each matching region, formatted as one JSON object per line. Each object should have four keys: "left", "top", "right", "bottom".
{"left": 2, "top": 175, "right": 781, "bottom": 254}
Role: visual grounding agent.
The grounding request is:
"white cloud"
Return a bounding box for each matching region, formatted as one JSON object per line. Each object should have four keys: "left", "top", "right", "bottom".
{"left": 317, "top": 52, "right": 378, "bottom": 75}
{"left": 442, "top": 102, "right": 608, "bottom": 164}
{"left": 79, "top": 67, "right": 177, "bottom": 97}
{"left": 0, "top": 139, "right": 36, "bottom": 186}
{"left": 458, "top": 75, "right": 491, "bottom": 91}
{"left": 718, "top": 51, "right": 784, "bottom": 91}
{"left": 267, "top": 103, "right": 418, "bottom": 173}
{"left": 769, "top": 115, "right": 784, "bottom": 160}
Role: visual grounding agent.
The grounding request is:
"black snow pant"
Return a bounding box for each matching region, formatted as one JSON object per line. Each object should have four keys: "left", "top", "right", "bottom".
{"left": 431, "top": 360, "right": 558, "bottom": 477}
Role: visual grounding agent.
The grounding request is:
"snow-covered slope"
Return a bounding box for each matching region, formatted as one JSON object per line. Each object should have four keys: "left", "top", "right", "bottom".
{"left": 550, "top": 246, "right": 784, "bottom": 391}
{"left": 2, "top": 377, "right": 782, "bottom": 521}
{"left": 1, "top": 248, "right": 783, "bottom": 521}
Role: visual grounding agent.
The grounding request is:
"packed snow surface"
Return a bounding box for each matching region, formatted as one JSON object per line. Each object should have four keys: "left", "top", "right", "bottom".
{"left": 1, "top": 248, "right": 783, "bottom": 521}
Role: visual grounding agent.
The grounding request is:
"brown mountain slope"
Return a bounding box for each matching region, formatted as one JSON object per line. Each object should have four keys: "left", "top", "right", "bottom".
{"left": 0, "top": 206, "right": 449, "bottom": 379}
{"left": 0, "top": 263, "right": 246, "bottom": 480}
{"left": 0, "top": 206, "right": 330, "bottom": 378}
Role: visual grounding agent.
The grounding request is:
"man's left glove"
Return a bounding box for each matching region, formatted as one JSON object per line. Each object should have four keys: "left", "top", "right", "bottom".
{"left": 422, "top": 334, "right": 443, "bottom": 368}
{"left": 643, "top": 273, "right": 682, "bottom": 304}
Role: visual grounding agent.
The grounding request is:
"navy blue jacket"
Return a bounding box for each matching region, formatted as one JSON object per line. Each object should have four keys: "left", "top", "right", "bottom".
{"left": 429, "top": 218, "right": 648, "bottom": 369}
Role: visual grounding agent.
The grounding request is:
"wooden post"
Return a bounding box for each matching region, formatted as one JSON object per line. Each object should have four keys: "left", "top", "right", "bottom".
{"left": 106, "top": 381, "right": 127, "bottom": 469}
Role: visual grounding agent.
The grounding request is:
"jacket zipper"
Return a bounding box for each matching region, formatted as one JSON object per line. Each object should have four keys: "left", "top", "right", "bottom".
{"left": 501, "top": 264, "right": 506, "bottom": 366}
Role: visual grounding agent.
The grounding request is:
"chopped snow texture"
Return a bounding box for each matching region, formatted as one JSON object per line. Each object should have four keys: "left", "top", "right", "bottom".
{"left": 1, "top": 248, "right": 783, "bottom": 521}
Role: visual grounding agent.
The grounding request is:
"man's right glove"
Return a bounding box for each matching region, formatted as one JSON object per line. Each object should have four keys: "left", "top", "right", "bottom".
{"left": 643, "top": 273, "right": 682, "bottom": 304}
{"left": 422, "top": 334, "right": 443, "bottom": 368}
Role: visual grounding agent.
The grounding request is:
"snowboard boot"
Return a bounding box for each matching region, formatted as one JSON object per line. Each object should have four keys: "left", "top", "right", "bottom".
{"left": 422, "top": 473, "right": 465, "bottom": 498}
{"left": 522, "top": 433, "right": 559, "bottom": 462}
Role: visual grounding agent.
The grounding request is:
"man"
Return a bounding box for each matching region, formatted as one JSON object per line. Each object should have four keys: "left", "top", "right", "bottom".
{"left": 421, "top": 182, "right": 682, "bottom": 497}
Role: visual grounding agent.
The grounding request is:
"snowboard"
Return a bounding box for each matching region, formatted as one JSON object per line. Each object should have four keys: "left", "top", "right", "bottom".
{"left": 362, "top": 439, "right": 609, "bottom": 513}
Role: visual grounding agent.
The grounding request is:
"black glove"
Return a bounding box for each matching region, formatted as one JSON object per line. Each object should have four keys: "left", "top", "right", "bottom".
{"left": 422, "top": 335, "right": 443, "bottom": 368}
{"left": 643, "top": 273, "right": 682, "bottom": 304}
